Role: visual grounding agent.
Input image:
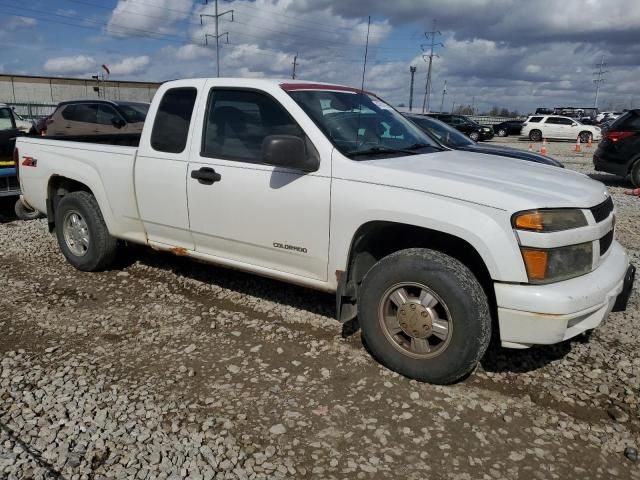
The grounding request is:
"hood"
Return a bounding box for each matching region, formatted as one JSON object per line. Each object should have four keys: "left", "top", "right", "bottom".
{"left": 335, "top": 149, "right": 608, "bottom": 212}
{"left": 457, "top": 143, "right": 564, "bottom": 167}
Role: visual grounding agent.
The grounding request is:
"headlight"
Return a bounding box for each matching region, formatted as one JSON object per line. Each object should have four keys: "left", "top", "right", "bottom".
{"left": 512, "top": 209, "right": 587, "bottom": 232}
{"left": 520, "top": 242, "right": 593, "bottom": 283}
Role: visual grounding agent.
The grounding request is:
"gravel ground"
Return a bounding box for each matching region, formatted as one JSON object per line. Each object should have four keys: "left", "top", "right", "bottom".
{"left": 1, "top": 138, "right": 640, "bottom": 479}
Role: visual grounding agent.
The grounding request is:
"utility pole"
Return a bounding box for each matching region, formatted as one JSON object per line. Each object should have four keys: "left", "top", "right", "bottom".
{"left": 201, "top": 0, "right": 234, "bottom": 77}
{"left": 409, "top": 66, "right": 416, "bottom": 111}
{"left": 471, "top": 95, "right": 475, "bottom": 114}
{"left": 421, "top": 19, "right": 443, "bottom": 113}
{"left": 439, "top": 80, "right": 447, "bottom": 113}
{"left": 593, "top": 55, "right": 608, "bottom": 109}
{"left": 292, "top": 52, "right": 298, "bottom": 79}
{"left": 451, "top": 101, "right": 455, "bottom": 114}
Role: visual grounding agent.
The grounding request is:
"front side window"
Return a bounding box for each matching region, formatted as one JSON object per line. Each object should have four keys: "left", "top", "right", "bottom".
{"left": 0, "top": 108, "right": 15, "bottom": 131}
{"left": 151, "top": 87, "right": 197, "bottom": 154}
{"left": 118, "top": 103, "right": 149, "bottom": 123}
{"left": 556, "top": 117, "right": 575, "bottom": 126}
{"left": 97, "top": 105, "right": 121, "bottom": 125}
{"left": 544, "top": 117, "right": 560, "bottom": 124}
{"left": 289, "top": 89, "right": 439, "bottom": 159}
{"left": 202, "top": 89, "right": 304, "bottom": 163}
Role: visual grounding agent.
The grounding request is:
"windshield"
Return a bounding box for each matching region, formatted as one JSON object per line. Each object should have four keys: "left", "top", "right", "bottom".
{"left": 288, "top": 90, "right": 440, "bottom": 158}
{"left": 408, "top": 115, "right": 473, "bottom": 147}
{"left": 117, "top": 102, "right": 149, "bottom": 123}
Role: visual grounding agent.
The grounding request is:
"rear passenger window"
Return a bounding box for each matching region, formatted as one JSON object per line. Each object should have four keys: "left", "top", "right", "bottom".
{"left": 617, "top": 113, "right": 640, "bottom": 130}
{"left": 63, "top": 104, "right": 98, "bottom": 123}
{"left": 151, "top": 87, "right": 197, "bottom": 154}
{"left": 201, "top": 89, "right": 304, "bottom": 163}
{"left": 528, "top": 116, "right": 543, "bottom": 123}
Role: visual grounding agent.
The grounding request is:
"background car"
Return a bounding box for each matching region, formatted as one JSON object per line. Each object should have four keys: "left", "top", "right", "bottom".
{"left": 493, "top": 120, "right": 524, "bottom": 137}
{"left": 0, "top": 104, "right": 34, "bottom": 134}
{"left": 593, "top": 109, "right": 640, "bottom": 185}
{"left": 45, "top": 99, "right": 149, "bottom": 136}
{"left": 404, "top": 113, "right": 563, "bottom": 167}
{"left": 426, "top": 113, "right": 494, "bottom": 141}
{"left": 520, "top": 115, "right": 601, "bottom": 142}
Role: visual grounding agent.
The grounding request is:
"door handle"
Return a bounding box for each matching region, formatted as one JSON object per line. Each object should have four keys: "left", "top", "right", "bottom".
{"left": 191, "top": 167, "right": 221, "bottom": 185}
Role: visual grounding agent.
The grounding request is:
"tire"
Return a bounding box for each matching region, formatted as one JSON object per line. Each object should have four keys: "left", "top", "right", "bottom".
{"left": 469, "top": 132, "right": 480, "bottom": 141}
{"left": 14, "top": 199, "right": 44, "bottom": 220}
{"left": 631, "top": 159, "right": 640, "bottom": 187}
{"left": 54, "top": 191, "right": 117, "bottom": 271}
{"left": 358, "top": 248, "right": 491, "bottom": 385}
{"left": 579, "top": 131, "right": 592, "bottom": 143}
{"left": 497, "top": 128, "right": 507, "bottom": 137}
{"left": 529, "top": 129, "right": 542, "bottom": 141}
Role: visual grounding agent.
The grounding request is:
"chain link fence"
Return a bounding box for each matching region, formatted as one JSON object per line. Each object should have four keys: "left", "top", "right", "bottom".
{"left": 6, "top": 102, "right": 57, "bottom": 121}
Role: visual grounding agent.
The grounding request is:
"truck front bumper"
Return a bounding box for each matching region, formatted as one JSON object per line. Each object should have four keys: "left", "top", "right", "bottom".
{"left": 495, "top": 241, "right": 634, "bottom": 348}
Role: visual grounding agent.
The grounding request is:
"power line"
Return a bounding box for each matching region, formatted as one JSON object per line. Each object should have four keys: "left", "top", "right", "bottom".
{"left": 421, "top": 19, "right": 443, "bottom": 113}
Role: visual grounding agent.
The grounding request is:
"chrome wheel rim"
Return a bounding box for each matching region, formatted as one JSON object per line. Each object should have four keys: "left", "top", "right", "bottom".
{"left": 498, "top": 129, "right": 506, "bottom": 136}
{"left": 62, "top": 210, "right": 90, "bottom": 257}
{"left": 378, "top": 282, "right": 453, "bottom": 359}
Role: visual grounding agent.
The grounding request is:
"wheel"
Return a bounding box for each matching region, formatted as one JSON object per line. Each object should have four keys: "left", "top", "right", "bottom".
{"left": 529, "top": 130, "right": 542, "bottom": 141}
{"left": 14, "top": 199, "right": 44, "bottom": 220}
{"left": 358, "top": 248, "right": 491, "bottom": 384}
{"left": 579, "top": 131, "right": 592, "bottom": 143}
{"left": 469, "top": 132, "right": 480, "bottom": 141}
{"left": 631, "top": 159, "right": 640, "bottom": 187}
{"left": 54, "top": 191, "right": 117, "bottom": 271}
{"left": 497, "top": 128, "right": 507, "bottom": 137}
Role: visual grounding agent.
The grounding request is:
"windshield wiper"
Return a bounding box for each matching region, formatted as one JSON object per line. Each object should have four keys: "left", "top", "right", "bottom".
{"left": 347, "top": 146, "right": 422, "bottom": 158}
{"left": 405, "top": 142, "right": 444, "bottom": 151}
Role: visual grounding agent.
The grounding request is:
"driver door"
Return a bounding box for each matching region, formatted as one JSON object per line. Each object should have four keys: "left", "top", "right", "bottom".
{"left": 186, "top": 87, "right": 331, "bottom": 281}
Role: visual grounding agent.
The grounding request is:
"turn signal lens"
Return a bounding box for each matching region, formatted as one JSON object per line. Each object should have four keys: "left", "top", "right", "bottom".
{"left": 521, "top": 249, "right": 548, "bottom": 280}
{"left": 515, "top": 212, "right": 544, "bottom": 231}
{"left": 512, "top": 209, "right": 587, "bottom": 232}
{"left": 520, "top": 242, "right": 592, "bottom": 284}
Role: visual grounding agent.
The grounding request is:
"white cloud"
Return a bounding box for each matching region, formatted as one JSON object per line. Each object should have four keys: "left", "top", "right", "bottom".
{"left": 44, "top": 55, "right": 97, "bottom": 74}
{"left": 5, "top": 16, "right": 37, "bottom": 30}
{"left": 107, "top": 0, "right": 193, "bottom": 37}
{"left": 173, "top": 44, "right": 211, "bottom": 61}
{"left": 107, "top": 56, "right": 151, "bottom": 75}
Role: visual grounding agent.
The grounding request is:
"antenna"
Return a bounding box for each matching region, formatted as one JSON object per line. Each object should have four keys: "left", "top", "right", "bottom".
{"left": 354, "top": 16, "right": 371, "bottom": 150}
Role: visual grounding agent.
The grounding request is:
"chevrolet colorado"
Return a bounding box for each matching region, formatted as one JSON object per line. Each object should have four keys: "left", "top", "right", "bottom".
{"left": 15, "top": 78, "right": 635, "bottom": 384}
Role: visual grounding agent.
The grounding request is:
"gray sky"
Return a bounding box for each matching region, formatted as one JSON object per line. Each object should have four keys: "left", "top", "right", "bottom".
{"left": 1, "top": 0, "right": 638, "bottom": 113}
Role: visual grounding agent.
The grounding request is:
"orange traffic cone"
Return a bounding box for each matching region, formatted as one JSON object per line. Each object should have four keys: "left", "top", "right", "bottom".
{"left": 624, "top": 188, "right": 640, "bottom": 196}
{"left": 540, "top": 139, "right": 547, "bottom": 155}
{"left": 528, "top": 144, "right": 533, "bottom": 152}
{"left": 587, "top": 135, "right": 593, "bottom": 148}
{"left": 574, "top": 136, "right": 581, "bottom": 153}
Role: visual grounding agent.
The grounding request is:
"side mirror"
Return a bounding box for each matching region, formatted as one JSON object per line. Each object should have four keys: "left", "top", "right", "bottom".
{"left": 262, "top": 135, "right": 319, "bottom": 172}
{"left": 111, "top": 117, "right": 126, "bottom": 129}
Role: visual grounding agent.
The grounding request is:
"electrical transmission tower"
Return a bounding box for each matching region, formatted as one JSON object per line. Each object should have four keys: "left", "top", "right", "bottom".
{"left": 201, "top": 0, "right": 234, "bottom": 77}
{"left": 593, "top": 55, "right": 608, "bottom": 108}
{"left": 292, "top": 52, "right": 298, "bottom": 79}
{"left": 421, "top": 20, "right": 443, "bottom": 113}
{"left": 409, "top": 66, "right": 416, "bottom": 111}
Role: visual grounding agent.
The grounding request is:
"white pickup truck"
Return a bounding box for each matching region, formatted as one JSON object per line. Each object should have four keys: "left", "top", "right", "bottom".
{"left": 15, "top": 78, "right": 635, "bottom": 384}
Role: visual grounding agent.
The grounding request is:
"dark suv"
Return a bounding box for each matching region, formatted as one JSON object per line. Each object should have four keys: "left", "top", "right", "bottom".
{"left": 593, "top": 109, "right": 640, "bottom": 185}
{"left": 426, "top": 113, "right": 494, "bottom": 141}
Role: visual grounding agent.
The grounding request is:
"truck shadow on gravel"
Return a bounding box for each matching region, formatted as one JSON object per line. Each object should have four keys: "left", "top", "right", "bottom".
{"left": 133, "top": 248, "right": 336, "bottom": 319}
{"left": 481, "top": 332, "right": 591, "bottom": 374}
{"left": 133, "top": 247, "right": 591, "bottom": 376}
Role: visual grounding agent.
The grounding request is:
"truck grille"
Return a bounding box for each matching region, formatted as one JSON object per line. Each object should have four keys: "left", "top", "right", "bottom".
{"left": 590, "top": 196, "right": 614, "bottom": 223}
{"left": 600, "top": 229, "right": 614, "bottom": 256}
